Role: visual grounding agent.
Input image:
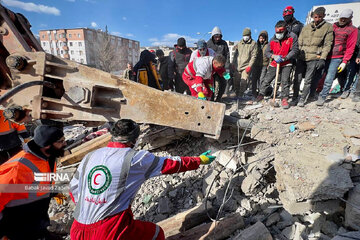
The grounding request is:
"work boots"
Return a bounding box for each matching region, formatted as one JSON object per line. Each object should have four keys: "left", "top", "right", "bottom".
{"left": 281, "top": 98, "right": 289, "bottom": 109}
{"left": 297, "top": 99, "right": 305, "bottom": 107}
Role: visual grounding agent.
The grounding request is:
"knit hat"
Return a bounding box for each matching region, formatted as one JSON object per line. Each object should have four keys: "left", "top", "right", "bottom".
{"left": 339, "top": 9, "right": 353, "bottom": 18}
{"left": 155, "top": 49, "right": 164, "bottom": 57}
{"left": 313, "top": 7, "right": 326, "bottom": 15}
{"left": 211, "top": 26, "right": 222, "bottom": 37}
{"left": 197, "top": 39, "right": 207, "bottom": 49}
{"left": 177, "top": 37, "right": 186, "bottom": 47}
{"left": 34, "top": 125, "right": 64, "bottom": 147}
{"left": 243, "top": 28, "right": 251, "bottom": 36}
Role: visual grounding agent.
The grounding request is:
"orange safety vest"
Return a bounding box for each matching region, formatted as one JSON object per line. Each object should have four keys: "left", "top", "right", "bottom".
{"left": 0, "top": 110, "right": 27, "bottom": 136}
{"left": 0, "top": 148, "right": 55, "bottom": 213}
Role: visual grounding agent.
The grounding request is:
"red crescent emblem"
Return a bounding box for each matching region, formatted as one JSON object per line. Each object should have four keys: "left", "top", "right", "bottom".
{"left": 93, "top": 173, "right": 101, "bottom": 185}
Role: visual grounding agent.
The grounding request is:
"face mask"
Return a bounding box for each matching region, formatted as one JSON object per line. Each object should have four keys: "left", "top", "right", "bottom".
{"left": 243, "top": 36, "right": 250, "bottom": 42}
{"left": 284, "top": 15, "right": 293, "bottom": 23}
{"left": 199, "top": 49, "right": 207, "bottom": 56}
{"left": 276, "top": 33, "right": 285, "bottom": 40}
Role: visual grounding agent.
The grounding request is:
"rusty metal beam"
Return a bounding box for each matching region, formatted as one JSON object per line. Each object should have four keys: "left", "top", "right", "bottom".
{"left": 3, "top": 52, "right": 225, "bottom": 139}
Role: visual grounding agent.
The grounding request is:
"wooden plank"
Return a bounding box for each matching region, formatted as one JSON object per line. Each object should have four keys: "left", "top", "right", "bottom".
{"left": 59, "top": 133, "right": 111, "bottom": 166}
{"left": 167, "top": 213, "right": 244, "bottom": 240}
{"left": 157, "top": 202, "right": 215, "bottom": 238}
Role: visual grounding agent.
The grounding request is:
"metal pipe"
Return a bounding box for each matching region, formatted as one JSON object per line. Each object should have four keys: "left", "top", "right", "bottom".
{"left": 0, "top": 80, "right": 55, "bottom": 105}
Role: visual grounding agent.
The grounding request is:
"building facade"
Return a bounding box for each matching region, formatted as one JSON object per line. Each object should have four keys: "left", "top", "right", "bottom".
{"left": 39, "top": 28, "right": 140, "bottom": 72}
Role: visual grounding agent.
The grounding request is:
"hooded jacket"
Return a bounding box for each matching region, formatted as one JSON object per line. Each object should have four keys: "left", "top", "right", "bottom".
{"left": 133, "top": 50, "right": 162, "bottom": 90}
{"left": 256, "top": 31, "right": 270, "bottom": 67}
{"left": 298, "top": 20, "right": 333, "bottom": 61}
{"left": 207, "top": 27, "right": 230, "bottom": 69}
{"left": 232, "top": 38, "right": 258, "bottom": 72}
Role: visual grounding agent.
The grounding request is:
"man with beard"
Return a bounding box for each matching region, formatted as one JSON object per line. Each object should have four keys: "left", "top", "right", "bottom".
{"left": 252, "top": 31, "right": 270, "bottom": 97}
{"left": 190, "top": 39, "right": 216, "bottom": 62}
{"left": 168, "top": 37, "right": 192, "bottom": 94}
{"left": 317, "top": 9, "right": 358, "bottom": 106}
{"left": 207, "top": 26, "right": 230, "bottom": 101}
{"left": 0, "top": 125, "right": 66, "bottom": 240}
{"left": 283, "top": 6, "right": 303, "bottom": 37}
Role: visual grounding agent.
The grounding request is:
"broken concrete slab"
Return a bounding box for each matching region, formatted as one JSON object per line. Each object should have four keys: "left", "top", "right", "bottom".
{"left": 214, "top": 149, "right": 237, "bottom": 171}
{"left": 331, "top": 231, "right": 360, "bottom": 240}
{"left": 297, "top": 121, "right": 316, "bottom": 131}
{"left": 234, "top": 221, "right": 273, "bottom": 240}
{"left": 274, "top": 148, "right": 353, "bottom": 214}
{"left": 345, "top": 184, "right": 360, "bottom": 230}
{"left": 342, "top": 127, "right": 360, "bottom": 139}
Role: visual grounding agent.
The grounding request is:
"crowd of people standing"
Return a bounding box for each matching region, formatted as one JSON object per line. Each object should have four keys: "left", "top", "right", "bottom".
{"left": 124, "top": 5, "right": 360, "bottom": 109}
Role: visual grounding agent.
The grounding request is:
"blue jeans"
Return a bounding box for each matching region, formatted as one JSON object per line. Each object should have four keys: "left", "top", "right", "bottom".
{"left": 320, "top": 58, "right": 342, "bottom": 99}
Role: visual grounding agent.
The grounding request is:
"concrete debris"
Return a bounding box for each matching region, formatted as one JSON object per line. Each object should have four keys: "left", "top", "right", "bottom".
{"left": 214, "top": 149, "right": 238, "bottom": 171}
{"left": 297, "top": 121, "right": 316, "bottom": 131}
{"left": 234, "top": 221, "right": 273, "bottom": 240}
{"left": 321, "top": 221, "right": 339, "bottom": 238}
{"left": 345, "top": 184, "right": 360, "bottom": 230}
{"left": 331, "top": 231, "right": 360, "bottom": 240}
{"left": 274, "top": 148, "right": 353, "bottom": 214}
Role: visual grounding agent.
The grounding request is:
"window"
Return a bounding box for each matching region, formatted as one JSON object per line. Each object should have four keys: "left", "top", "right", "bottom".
{"left": 78, "top": 33, "right": 81, "bottom": 38}
{"left": 58, "top": 34, "right": 61, "bottom": 39}
{"left": 80, "top": 59, "right": 84, "bottom": 63}
{"left": 129, "top": 41, "right": 132, "bottom": 48}
{"left": 63, "top": 42, "right": 67, "bottom": 46}
{"left": 69, "top": 34, "right": 72, "bottom": 38}
{"left": 71, "top": 50, "right": 74, "bottom": 54}
{"left": 79, "top": 51, "right": 83, "bottom": 56}
{"left": 70, "top": 42, "right": 73, "bottom": 47}
{"left": 59, "top": 42, "right": 62, "bottom": 47}
{"left": 61, "top": 50, "right": 63, "bottom": 54}
{"left": 62, "top": 33, "right": 66, "bottom": 38}
{"left": 78, "top": 42, "right": 82, "bottom": 47}
{"left": 42, "top": 35, "right": 45, "bottom": 39}
{"left": 42, "top": 42, "right": 46, "bottom": 47}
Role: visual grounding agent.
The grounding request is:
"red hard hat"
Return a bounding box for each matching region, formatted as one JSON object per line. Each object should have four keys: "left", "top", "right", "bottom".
{"left": 283, "top": 6, "right": 294, "bottom": 16}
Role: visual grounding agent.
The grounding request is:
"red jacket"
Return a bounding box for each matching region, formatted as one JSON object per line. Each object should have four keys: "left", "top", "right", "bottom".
{"left": 331, "top": 22, "right": 358, "bottom": 63}
{"left": 266, "top": 32, "right": 299, "bottom": 67}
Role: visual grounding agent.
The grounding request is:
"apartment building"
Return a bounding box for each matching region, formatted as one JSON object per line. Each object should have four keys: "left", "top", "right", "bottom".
{"left": 39, "top": 28, "right": 140, "bottom": 71}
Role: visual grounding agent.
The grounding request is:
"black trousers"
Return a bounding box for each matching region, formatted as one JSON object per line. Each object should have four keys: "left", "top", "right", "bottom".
{"left": 174, "top": 73, "right": 190, "bottom": 94}
{"left": 260, "top": 65, "right": 292, "bottom": 99}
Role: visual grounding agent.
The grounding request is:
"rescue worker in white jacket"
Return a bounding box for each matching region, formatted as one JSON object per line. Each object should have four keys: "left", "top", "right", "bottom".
{"left": 69, "top": 119, "right": 216, "bottom": 240}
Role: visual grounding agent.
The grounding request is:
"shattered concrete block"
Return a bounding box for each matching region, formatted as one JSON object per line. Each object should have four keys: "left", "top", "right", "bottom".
{"left": 297, "top": 121, "right": 316, "bottom": 131}
{"left": 343, "top": 127, "right": 360, "bottom": 138}
{"left": 274, "top": 149, "right": 353, "bottom": 214}
{"left": 282, "top": 225, "right": 296, "bottom": 239}
{"left": 241, "top": 173, "right": 261, "bottom": 196}
{"left": 234, "top": 221, "right": 273, "bottom": 240}
{"left": 265, "top": 212, "right": 280, "bottom": 227}
{"left": 321, "top": 221, "right": 339, "bottom": 238}
{"left": 214, "top": 149, "right": 237, "bottom": 171}
{"left": 294, "top": 222, "right": 307, "bottom": 240}
{"left": 331, "top": 231, "right": 360, "bottom": 240}
{"left": 345, "top": 184, "right": 360, "bottom": 230}
{"left": 158, "top": 197, "right": 171, "bottom": 214}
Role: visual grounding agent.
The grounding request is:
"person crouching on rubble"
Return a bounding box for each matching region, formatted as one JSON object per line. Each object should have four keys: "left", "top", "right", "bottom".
{"left": 69, "top": 119, "right": 216, "bottom": 240}
{"left": 182, "top": 54, "right": 226, "bottom": 100}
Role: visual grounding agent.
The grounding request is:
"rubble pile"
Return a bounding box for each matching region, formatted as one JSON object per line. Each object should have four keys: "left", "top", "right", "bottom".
{"left": 48, "top": 97, "right": 360, "bottom": 239}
